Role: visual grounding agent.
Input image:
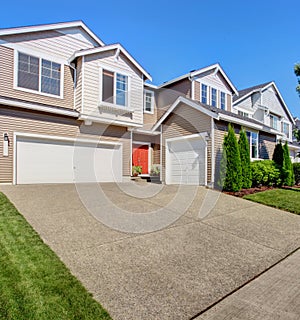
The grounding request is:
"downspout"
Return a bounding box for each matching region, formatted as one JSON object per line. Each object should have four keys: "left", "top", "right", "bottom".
{"left": 188, "top": 73, "right": 194, "bottom": 99}
{"left": 68, "top": 62, "right": 77, "bottom": 110}
{"left": 211, "top": 117, "right": 215, "bottom": 188}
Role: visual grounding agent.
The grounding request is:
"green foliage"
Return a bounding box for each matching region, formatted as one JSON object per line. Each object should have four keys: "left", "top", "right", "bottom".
{"left": 244, "top": 188, "right": 300, "bottom": 215}
{"left": 220, "top": 124, "right": 242, "bottom": 191}
{"left": 251, "top": 160, "right": 281, "bottom": 187}
{"left": 293, "top": 128, "right": 300, "bottom": 142}
{"left": 132, "top": 165, "right": 142, "bottom": 176}
{"left": 295, "top": 63, "right": 300, "bottom": 96}
{"left": 238, "top": 129, "right": 252, "bottom": 188}
{"left": 0, "top": 193, "right": 111, "bottom": 320}
{"left": 282, "top": 142, "right": 294, "bottom": 186}
{"left": 150, "top": 164, "right": 160, "bottom": 176}
{"left": 293, "top": 163, "right": 300, "bottom": 185}
{"left": 272, "top": 141, "right": 284, "bottom": 167}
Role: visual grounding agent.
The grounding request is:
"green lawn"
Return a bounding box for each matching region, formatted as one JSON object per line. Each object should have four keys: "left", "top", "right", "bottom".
{"left": 0, "top": 193, "right": 111, "bottom": 320}
{"left": 244, "top": 188, "right": 300, "bottom": 214}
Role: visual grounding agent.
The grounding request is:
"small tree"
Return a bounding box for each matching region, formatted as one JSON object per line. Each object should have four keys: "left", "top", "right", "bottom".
{"left": 272, "top": 141, "right": 284, "bottom": 167}
{"left": 282, "top": 142, "right": 294, "bottom": 186}
{"left": 238, "top": 129, "right": 252, "bottom": 188}
{"left": 221, "top": 124, "right": 242, "bottom": 191}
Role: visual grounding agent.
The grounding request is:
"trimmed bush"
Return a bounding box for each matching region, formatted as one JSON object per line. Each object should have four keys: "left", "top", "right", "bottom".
{"left": 251, "top": 160, "right": 281, "bottom": 187}
{"left": 282, "top": 142, "right": 294, "bottom": 186}
{"left": 293, "top": 163, "right": 300, "bottom": 185}
{"left": 272, "top": 142, "right": 284, "bottom": 167}
{"left": 238, "top": 129, "right": 252, "bottom": 188}
{"left": 219, "top": 124, "right": 242, "bottom": 191}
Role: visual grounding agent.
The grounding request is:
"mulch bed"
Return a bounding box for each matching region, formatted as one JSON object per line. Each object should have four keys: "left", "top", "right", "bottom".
{"left": 224, "top": 185, "right": 300, "bottom": 198}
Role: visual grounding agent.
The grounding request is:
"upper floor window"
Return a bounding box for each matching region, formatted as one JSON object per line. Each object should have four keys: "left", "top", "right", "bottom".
{"left": 211, "top": 88, "right": 217, "bottom": 107}
{"left": 102, "top": 69, "right": 128, "bottom": 107}
{"left": 220, "top": 92, "right": 226, "bottom": 110}
{"left": 144, "top": 90, "right": 154, "bottom": 113}
{"left": 17, "top": 52, "right": 61, "bottom": 97}
{"left": 270, "top": 114, "right": 279, "bottom": 130}
{"left": 282, "top": 122, "right": 290, "bottom": 138}
{"left": 246, "top": 131, "right": 259, "bottom": 159}
{"left": 201, "top": 84, "right": 207, "bottom": 104}
{"left": 238, "top": 110, "right": 250, "bottom": 118}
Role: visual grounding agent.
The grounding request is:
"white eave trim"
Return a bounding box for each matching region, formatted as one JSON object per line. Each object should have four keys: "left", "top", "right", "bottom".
{"left": 152, "top": 96, "right": 219, "bottom": 132}
{"left": 0, "top": 97, "right": 78, "bottom": 117}
{"left": 0, "top": 21, "right": 105, "bottom": 47}
{"left": 69, "top": 44, "right": 152, "bottom": 81}
{"left": 78, "top": 113, "right": 143, "bottom": 128}
{"left": 158, "top": 63, "right": 238, "bottom": 96}
{"left": 219, "top": 114, "right": 263, "bottom": 130}
{"left": 133, "top": 128, "right": 160, "bottom": 135}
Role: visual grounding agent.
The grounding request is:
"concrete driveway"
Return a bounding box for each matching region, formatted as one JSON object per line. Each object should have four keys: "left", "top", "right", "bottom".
{"left": 1, "top": 183, "right": 300, "bottom": 320}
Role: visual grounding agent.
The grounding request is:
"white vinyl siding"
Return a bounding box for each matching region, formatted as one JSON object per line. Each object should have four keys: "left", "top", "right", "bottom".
{"left": 82, "top": 52, "right": 144, "bottom": 125}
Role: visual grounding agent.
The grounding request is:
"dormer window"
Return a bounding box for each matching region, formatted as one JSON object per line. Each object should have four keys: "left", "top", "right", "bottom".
{"left": 211, "top": 88, "right": 217, "bottom": 107}
{"left": 102, "top": 69, "right": 128, "bottom": 107}
{"left": 17, "top": 52, "right": 62, "bottom": 97}
{"left": 201, "top": 84, "right": 207, "bottom": 104}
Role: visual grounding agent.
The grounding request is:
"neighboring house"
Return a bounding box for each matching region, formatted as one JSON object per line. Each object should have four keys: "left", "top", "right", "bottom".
{"left": 0, "top": 21, "right": 298, "bottom": 186}
{"left": 0, "top": 21, "right": 151, "bottom": 184}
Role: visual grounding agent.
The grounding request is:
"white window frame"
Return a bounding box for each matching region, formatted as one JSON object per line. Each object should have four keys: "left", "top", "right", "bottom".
{"left": 282, "top": 121, "right": 290, "bottom": 139}
{"left": 270, "top": 113, "right": 280, "bottom": 130}
{"left": 220, "top": 91, "right": 226, "bottom": 110}
{"left": 246, "top": 130, "right": 259, "bottom": 159}
{"left": 201, "top": 83, "right": 208, "bottom": 104}
{"left": 14, "top": 50, "right": 64, "bottom": 99}
{"left": 211, "top": 87, "right": 217, "bottom": 107}
{"left": 99, "top": 65, "right": 131, "bottom": 109}
{"left": 144, "top": 90, "right": 154, "bottom": 114}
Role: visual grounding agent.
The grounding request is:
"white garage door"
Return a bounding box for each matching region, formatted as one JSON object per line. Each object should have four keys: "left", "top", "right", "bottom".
{"left": 166, "top": 137, "right": 206, "bottom": 185}
{"left": 16, "top": 136, "right": 122, "bottom": 184}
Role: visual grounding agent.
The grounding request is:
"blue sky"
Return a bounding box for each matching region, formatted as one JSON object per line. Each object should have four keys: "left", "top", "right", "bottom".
{"left": 1, "top": 0, "right": 300, "bottom": 117}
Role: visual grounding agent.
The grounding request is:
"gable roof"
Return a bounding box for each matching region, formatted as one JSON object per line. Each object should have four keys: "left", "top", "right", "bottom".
{"left": 233, "top": 81, "right": 295, "bottom": 124}
{"left": 158, "top": 63, "right": 239, "bottom": 96}
{"left": 233, "top": 81, "right": 272, "bottom": 102}
{"left": 151, "top": 96, "right": 283, "bottom": 135}
{"left": 68, "top": 43, "right": 152, "bottom": 81}
{"left": 0, "top": 20, "right": 105, "bottom": 47}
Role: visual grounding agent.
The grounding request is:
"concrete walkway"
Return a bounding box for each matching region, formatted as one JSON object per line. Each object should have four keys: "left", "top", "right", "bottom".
{"left": 197, "top": 248, "right": 300, "bottom": 320}
{"left": 1, "top": 183, "right": 300, "bottom": 320}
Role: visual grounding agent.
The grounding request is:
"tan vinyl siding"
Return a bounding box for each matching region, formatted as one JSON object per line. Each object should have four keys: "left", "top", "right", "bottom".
{"left": 0, "top": 46, "right": 74, "bottom": 109}
{"left": 143, "top": 89, "right": 158, "bottom": 127}
{"left": 75, "top": 57, "right": 82, "bottom": 112}
{"left": 82, "top": 51, "right": 144, "bottom": 125}
{"left": 164, "top": 78, "right": 191, "bottom": 98}
{"left": 161, "top": 104, "right": 211, "bottom": 183}
{"left": 194, "top": 81, "right": 200, "bottom": 101}
{"left": 0, "top": 29, "right": 96, "bottom": 60}
{"left": 259, "top": 133, "right": 276, "bottom": 159}
{"left": 227, "top": 94, "right": 232, "bottom": 112}
{"left": 0, "top": 106, "right": 130, "bottom": 183}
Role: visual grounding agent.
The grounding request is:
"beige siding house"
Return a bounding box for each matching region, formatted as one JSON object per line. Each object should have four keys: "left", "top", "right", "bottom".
{"left": 0, "top": 21, "right": 298, "bottom": 186}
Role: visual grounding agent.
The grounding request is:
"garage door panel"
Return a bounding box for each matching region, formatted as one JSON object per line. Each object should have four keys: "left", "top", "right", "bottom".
{"left": 167, "top": 137, "right": 206, "bottom": 185}
{"left": 16, "top": 136, "right": 122, "bottom": 184}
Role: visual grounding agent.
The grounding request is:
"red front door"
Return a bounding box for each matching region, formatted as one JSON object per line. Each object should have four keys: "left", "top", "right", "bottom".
{"left": 132, "top": 144, "right": 149, "bottom": 174}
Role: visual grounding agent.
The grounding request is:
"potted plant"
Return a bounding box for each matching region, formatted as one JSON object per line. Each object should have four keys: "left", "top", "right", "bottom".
{"left": 150, "top": 164, "right": 160, "bottom": 176}
{"left": 132, "top": 166, "right": 142, "bottom": 177}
